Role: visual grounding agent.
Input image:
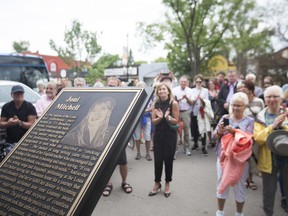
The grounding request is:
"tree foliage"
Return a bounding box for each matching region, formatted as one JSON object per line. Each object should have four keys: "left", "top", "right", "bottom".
{"left": 137, "top": 0, "right": 271, "bottom": 78}
{"left": 49, "top": 19, "right": 102, "bottom": 74}
{"left": 12, "top": 40, "right": 30, "bottom": 53}
{"left": 85, "top": 53, "right": 120, "bottom": 84}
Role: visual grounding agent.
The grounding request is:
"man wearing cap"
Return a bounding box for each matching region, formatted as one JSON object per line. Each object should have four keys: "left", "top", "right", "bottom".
{"left": 0, "top": 85, "right": 37, "bottom": 152}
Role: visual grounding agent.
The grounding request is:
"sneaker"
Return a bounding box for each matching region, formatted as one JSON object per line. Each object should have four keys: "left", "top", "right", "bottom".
{"left": 185, "top": 148, "right": 191, "bottom": 156}
{"left": 135, "top": 153, "right": 141, "bottom": 160}
{"left": 202, "top": 147, "right": 208, "bottom": 156}
{"left": 146, "top": 154, "right": 152, "bottom": 161}
{"left": 216, "top": 210, "right": 225, "bottom": 216}
{"left": 191, "top": 144, "right": 199, "bottom": 151}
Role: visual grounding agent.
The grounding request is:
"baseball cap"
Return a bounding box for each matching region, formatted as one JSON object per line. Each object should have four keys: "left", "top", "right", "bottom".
{"left": 11, "top": 85, "right": 25, "bottom": 94}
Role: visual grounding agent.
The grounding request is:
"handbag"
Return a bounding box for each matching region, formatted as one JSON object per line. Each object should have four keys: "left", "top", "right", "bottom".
{"left": 167, "top": 121, "right": 179, "bottom": 130}
{"left": 167, "top": 100, "right": 179, "bottom": 130}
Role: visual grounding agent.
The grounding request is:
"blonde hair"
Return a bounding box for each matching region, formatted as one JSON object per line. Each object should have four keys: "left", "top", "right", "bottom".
{"left": 154, "top": 82, "right": 174, "bottom": 103}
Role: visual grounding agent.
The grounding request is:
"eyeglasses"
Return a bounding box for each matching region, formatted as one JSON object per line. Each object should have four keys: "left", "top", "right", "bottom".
{"left": 230, "top": 104, "right": 244, "bottom": 108}
{"left": 196, "top": 81, "right": 202, "bottom": 84}
{"left": 265, "top": 95, "right": 280, "bottom": 99}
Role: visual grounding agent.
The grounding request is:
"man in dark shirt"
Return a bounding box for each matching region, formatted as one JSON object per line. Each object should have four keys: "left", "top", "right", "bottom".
{"left": 217, "top": 70, "right": 238, "bottom": 118}
{"left": 0, "top": 85, "right": 37, "bottom": 151}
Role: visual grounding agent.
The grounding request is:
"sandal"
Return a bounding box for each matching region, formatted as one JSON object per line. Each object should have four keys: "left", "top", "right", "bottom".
{"left": 121, "top": 182, "right": 133, "bottom": 194}
{"left": 102, "top": 184, "right": 113, "bottom": 197}
{"left": 248, "top": 181, "right": 257, "bottom": 190}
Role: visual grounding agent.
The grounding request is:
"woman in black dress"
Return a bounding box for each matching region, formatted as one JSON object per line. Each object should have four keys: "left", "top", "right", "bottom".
{"left": 149, "top": 82, "right": 179, "bottom": 198}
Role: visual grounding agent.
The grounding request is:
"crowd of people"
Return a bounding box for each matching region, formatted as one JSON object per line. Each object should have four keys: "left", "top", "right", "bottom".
{"left": 0, "top": 71, "right": 288, "bottom": 216}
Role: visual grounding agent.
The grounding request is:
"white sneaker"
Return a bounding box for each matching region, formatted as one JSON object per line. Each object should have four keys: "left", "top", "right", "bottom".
{"left": 216, "top": 210, "right": 225, "bottom": 216}
{"left": 235, "top": 213, "right": 243, "bottom": 216}
{"left": 185, "top": 148, "right": 191, "bottom": 156}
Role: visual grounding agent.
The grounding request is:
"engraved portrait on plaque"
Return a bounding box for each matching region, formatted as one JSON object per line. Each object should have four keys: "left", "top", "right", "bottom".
{"left": 61, "top": 97, "right": 116, "bottom": 150}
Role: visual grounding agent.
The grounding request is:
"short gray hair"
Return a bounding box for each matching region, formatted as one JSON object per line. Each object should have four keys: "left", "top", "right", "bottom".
{"left": 245, "top": 73, "right": 256, "bottom": 82}
{"left": 74, "top": 77, "right": 86, "bottom": 87}
{"left": 230, "top": 92, "right": 249, "bottom": 105}
{"left": 136, "top": 81, "right": 146, "bottom": 87}
{"left": 264, "top": 85, "right": 283, "bottom": 99}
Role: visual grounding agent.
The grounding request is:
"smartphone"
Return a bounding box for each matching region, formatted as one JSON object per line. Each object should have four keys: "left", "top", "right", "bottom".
{"left": 223, "top": 118, "right": 229, "bottom": 127}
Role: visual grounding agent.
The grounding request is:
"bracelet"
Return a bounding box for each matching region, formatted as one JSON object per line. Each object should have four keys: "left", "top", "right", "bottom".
{"left": 166, "top": 115, "right": 171, "bottom": 122}
{"left": 217, "top": 130, "right": 223, "bottom": 136}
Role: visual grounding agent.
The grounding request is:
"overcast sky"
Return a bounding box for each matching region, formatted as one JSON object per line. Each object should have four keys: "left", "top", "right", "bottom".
{"left": 1, "top": 0, "right": 167, "bottom": 62}
{"left": 1, "top": 0, "right": 286, "bottom": 62}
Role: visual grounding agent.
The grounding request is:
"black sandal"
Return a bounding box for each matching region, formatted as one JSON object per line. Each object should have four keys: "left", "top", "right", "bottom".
{"left": 121, "top": 182, "right": 132, "bottom": 194}
{"left": 103, "top": 184, "right": 113, "bottom": 197}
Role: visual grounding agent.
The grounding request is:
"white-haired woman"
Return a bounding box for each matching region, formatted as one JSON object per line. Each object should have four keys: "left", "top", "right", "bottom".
{"left": 213, "top": 92, "right": 254, "bottom": 216}
{"left": 254, "top": 85, "right": 288, "bottom": 215}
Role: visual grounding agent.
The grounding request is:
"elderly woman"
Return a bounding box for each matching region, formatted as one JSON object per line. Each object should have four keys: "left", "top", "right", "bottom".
{"left": 35, "top": 81, "right": 58, "bottom": 117}
{"left": 254, "top": 85, "right": 288, "bottom": 216}
{"left": 213, "top": 92, "right": 254, "bottom": 216}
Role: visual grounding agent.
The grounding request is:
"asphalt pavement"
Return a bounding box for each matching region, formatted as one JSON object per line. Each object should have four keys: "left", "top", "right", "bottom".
{"left": 92, "top": 144, "right": 286, "bottom": 216}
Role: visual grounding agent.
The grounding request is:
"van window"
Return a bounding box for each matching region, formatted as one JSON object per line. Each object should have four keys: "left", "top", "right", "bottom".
{"left": 0, "top": 54, "right": 49, "bottom": 90}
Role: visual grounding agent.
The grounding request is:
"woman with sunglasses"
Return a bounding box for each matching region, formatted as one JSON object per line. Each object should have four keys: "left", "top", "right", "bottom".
{"left": 190, "top": 74, "right": 209, "bottom": 155}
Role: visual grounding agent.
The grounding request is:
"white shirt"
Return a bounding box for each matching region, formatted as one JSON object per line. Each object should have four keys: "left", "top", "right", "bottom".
{"left": 191, "top": 87, "right": 209, "bottom": 116}
{"left": 172, "top": 86, "right": 193, "bottom": 111}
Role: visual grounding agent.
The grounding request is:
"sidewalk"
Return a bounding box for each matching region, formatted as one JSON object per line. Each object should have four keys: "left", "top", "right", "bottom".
{"left": 92, "top": 146, "right": 286, "bottom": 216}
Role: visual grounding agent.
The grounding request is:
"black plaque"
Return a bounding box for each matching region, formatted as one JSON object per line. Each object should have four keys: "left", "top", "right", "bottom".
{"left": 0, "top": 87, "right": 153, "bottom": 216}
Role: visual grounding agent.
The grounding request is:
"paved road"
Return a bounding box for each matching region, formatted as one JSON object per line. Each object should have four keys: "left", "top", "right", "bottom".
{"left": 92, "top": 145, "right": 286, "bottom": 216}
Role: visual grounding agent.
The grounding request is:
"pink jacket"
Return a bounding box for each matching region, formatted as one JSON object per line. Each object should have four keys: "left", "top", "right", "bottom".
{"left": 218, "top": 129, "right": 253, "bottom": 194}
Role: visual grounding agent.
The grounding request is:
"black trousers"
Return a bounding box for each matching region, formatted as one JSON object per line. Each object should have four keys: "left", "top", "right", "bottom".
{"left": 190, "top": 115, "right": 206, "bottom": 147}
{"left": 153, "top": 129, "right": 177, "bottom": 182}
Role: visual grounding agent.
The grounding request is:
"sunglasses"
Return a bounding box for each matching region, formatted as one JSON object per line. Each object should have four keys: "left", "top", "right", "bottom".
{"left": 196, "top": 81, "right": 202, "bottom": 84}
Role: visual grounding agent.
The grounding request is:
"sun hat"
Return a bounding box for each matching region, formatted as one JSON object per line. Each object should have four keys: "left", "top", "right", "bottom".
{"left": 266, "top": 130, "right": 288, "bottom": 156}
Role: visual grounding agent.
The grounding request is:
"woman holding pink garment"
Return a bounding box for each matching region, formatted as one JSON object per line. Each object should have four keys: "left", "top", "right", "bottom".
{"left": 213, "top": 92, "right": 254, "bottom": 216}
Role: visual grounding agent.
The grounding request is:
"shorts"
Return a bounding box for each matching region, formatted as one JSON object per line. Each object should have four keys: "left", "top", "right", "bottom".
{"left": 216, "top": 158, "right": 249, "bottom": 203}
{"left": 117, "top": 149, "right": 127, "bottom": 165}
{"left": 134, "top": 116, "right": 151, "bottom": 141}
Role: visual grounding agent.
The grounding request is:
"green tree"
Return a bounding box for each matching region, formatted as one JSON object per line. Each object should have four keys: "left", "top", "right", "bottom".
{"left": 49, "top": 19, "right": 102, "bottom": 75}
{"left": 215, "top": 1, "right": 273, "bottom": 75}
{"left": 12, "top": 41, "right": 30, "bottom": 53}
{"left": 85, "top": 53, "right": 120, "bottom": 84}
{"left": 137, "top": 0, "right": 265, "bottom": 78}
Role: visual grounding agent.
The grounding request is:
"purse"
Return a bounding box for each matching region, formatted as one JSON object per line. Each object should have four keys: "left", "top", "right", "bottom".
{"left": 167, "top": 100, "right": 179, "bottom": 130}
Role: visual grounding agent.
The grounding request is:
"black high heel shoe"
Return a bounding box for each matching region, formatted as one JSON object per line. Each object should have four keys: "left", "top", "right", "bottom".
{"left": 164, "top": 192, "right": 171, "bottom": 198}
{"left": 148, "top": 183, "right": 161, "bottom": 196}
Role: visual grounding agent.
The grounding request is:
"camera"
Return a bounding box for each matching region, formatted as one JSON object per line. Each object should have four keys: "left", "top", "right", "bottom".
{"left": 161, "top": 72, "right": 169, "bottom": 76}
